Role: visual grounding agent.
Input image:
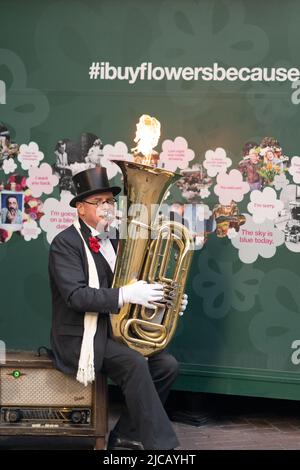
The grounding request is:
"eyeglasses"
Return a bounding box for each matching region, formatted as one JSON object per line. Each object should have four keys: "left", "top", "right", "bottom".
{"left": 83, "top": 198, "right": 117, "bottom": 207}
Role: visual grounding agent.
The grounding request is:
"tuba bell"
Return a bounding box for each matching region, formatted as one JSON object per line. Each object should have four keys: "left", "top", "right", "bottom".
{"left": 110, "top": 159, "right": 194, "bottom": 356}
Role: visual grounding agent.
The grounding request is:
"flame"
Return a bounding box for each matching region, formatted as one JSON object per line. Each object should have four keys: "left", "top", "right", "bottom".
{"left": 132, "top": 114, "right": 161, "bottom": 165}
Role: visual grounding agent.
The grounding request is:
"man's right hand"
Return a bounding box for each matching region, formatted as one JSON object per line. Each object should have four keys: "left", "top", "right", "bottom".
{"left": 121, "top": 280, "right": 164, "bottom": 309}
{"left": 6, "top": 209, "right": 16, "bottom": 222}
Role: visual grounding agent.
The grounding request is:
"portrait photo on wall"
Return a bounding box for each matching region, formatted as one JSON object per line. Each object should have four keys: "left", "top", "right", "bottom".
{"left": 275, "top": 184, "right": 300, "bottom": 245}
{"left": 0, "top": 122, "right": 19, "bottom": 168}
{"left": 52, "top": 133, "right": 104, "bottom": 195}
{"left": 0, "top": 191, "right": 24, "bottom": 231}
{"left": 239, "top": 137, "right": 289, "bottom": 190}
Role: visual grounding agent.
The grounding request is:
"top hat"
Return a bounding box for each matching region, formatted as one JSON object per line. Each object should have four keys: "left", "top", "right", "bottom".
{"left": 69, "top": 166, "right": 121, "bottom": 207}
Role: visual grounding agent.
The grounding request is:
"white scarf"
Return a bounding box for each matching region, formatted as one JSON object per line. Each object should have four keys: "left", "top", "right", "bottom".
{"left": 73, "top": 218, "right": 99, "bottom": 386}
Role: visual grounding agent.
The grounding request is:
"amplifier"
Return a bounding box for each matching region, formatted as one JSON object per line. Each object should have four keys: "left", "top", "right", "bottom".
{"left": 0, "top": 351, "right": 107, "bottom": 449}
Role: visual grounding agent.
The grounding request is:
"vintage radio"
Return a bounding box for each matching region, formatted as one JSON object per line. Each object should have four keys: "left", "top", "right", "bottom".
{"left": 0, "top": 351, "right": 107, "bottom": 449}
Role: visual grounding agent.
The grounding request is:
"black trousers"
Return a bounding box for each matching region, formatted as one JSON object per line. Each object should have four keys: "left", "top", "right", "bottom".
{"left": 102, "top": 338, "right": 179, "bottom": 450}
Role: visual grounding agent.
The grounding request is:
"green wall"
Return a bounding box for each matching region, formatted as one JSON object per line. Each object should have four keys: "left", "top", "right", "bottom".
{"left": 1, "top": 0, "right": 300, "bottom": 398}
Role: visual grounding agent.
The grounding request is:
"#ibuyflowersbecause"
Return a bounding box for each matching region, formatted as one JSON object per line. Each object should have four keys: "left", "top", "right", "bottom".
{"left": 88, "top": 61, "right": 300, "bottom": 84}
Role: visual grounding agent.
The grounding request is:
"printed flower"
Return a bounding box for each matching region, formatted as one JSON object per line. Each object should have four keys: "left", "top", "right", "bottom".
{"left": 204, "top": 148, "right": 232, "bottom": 178}
{"left": 274, "top": 174, "right": 289, "bottom": 191}
{"left": 102, "top": 142, "right": 133, "bottom": 179}
{"left": 26, "top": 163, "right": 59, "bottom": 197}
{"left": 21, "top": 220, "right": 41, "bottom": 241}
{"left": 200, "top": 188, "right": 210, "bottom": 199}
{"left": 159, "top": 137, "right": 195, "bottom": 172}
{"left": 249, "top": 269, "right": 300, "bottom": 368}
{"left": 89, "top": 236, "right": 100, "bottom": 253}
{"left": 227, "top": 228, "right": 238, "bottom": 239}
{"left": 289, "top": 156, "right": 300, "bottom": 184}
{"left": 2, "top": 158, "right": 17, "bottom": 174}
{"left": 0, "top": 48, "right": 49, "bottom": 141}
{"left": 150, "top": 1, "right": 269, "bottom": 119}
{"left": 192, "top": 246, "right": 264, "bottom": 318}
{"left": 18, "top": 142, "right": 44, "bottom": 170}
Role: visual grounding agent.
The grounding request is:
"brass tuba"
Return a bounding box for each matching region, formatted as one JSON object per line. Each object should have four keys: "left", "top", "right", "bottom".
{"left": 110, "top": 160, "right": 194, "bottom": 356}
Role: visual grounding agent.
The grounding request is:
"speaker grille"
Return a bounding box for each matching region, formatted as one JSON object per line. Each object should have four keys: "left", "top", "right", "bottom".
{"left": 0, "top": 368, "right": 92, "bottom": 406}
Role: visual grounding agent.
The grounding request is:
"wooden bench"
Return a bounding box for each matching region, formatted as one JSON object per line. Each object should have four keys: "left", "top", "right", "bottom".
{"left": 0, "top": 351, "right": 107, "bottom": 449}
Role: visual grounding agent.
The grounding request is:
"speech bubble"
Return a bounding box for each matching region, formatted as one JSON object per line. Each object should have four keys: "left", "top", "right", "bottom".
{"left": 21, "top": 220, "right": 41, "bottom": 241}
{"left": 26, "top": 163, "right": 59, "bottom": 197}
{"left": 203, "top": 147, "right": 232, "bottom": 177}
{"left": 102, "top": 141, "right": 133, "bottom": 179}
{"left": 18, "top": 142, "right": 44, "bottom": 170}
{"left": 39, "top": 192, "right": 77, "bottom": 244}
{"left": 2, "top": 158, "right": 17, "bottom": 174}
{"left": 200, "top": 188, "right": 210, "bottom": 199}
{"left": 247, "top": 187, "right": 284, "bottom": 223}
{"left": 159, "top": 136, "right": 194, "bottom": 172}
{"left": 274, "top": 173, "right": 289, "bottom": 191}
{"left": 214, "top": 169, "right": 250, "bottom": 205}
{"left": 231, "top": 214, "right": 285, "bottom": 263}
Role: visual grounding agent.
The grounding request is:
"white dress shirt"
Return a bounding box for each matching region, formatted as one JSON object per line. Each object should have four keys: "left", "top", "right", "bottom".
{"left": 85, "top": 221, "right": 116, "bottom": 272}
{"left": 84, "top": 221, "right": 124, "bottom": 307}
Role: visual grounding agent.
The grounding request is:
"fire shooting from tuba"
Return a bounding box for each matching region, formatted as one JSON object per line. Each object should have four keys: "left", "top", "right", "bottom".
{"left": 110, "top": 115, "right": 194, "bottom": 356}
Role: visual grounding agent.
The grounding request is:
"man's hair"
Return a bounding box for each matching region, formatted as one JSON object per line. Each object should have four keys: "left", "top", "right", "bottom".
{"left": 6, "top": 196, "right": 18, "bottom": 208}
{"left": 242, "top": 141, "right": 258, "bottom": 157}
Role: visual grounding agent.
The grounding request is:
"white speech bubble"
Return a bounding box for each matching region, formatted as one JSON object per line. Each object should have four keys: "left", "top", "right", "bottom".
{"left": 26, "top": 163, "right": 59, "bottom": 198}
{"left": 289, "top": 156, "right": 300, "bottom": 184}
{"left": 231, "top": 214, "right": 285, "bottom": 263}
{"left": 102, "top": 141, "right": 133, "bottom": 179}
{"left": 159, "top": 137, "right": 194, "bottom": 172}
{"left": 203, "top": 147, "right": 232, "bottom": 177}
{"left": 274, "top": 173, "right": 289, "bottom": 191}
{"left": 39, "top": 192, "right": 77, "bottom": 244}
{"left": 200, "top": 188, "right": 210, "bottom": 199}
{"left": 227, "top": 228, "right": 238, "bottom": 239}
{"left": 21, "top": 220, "right": 41, "bottom": 241}
{"left": 214, "top": 169, "right": 250, "bottom": 205}
{"left": 247, "top": 187, "right": 284, "bottom": 224}
{"left": 2, "top": 158, "right": 17, "bottom": 174}
{"left": 18, "top": 142, "right": 44, "bottom": 170}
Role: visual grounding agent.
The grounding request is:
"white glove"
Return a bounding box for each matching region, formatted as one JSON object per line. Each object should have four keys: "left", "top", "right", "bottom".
{"left": 121, "top": 280, "right": 164, "bottom": 310}
{"left": 179, "top": 293, "right": 188, "bottom": 316}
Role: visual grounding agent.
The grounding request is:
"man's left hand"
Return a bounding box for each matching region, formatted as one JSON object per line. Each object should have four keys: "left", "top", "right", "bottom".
{"left": 179, "top": 293, "right": 188, "bottom": 316}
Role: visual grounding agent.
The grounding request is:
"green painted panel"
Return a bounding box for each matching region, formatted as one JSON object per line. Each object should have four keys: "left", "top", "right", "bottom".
{"left": 1, "top": 0, "right": 300, "bottom": 397}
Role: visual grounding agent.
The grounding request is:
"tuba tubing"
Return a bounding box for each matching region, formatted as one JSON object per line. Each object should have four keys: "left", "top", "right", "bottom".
{"left": 110, "top": 159, "right": 194, "bottom": 356}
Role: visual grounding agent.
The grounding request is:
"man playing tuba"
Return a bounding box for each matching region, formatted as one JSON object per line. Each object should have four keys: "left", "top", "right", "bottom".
{"left": 49, "top": 166, "right": 188, "bottom": 450}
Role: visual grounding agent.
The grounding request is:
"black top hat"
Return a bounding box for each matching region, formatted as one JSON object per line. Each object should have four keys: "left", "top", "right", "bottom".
{"left": 70, "top": 166, "right": 121, "bottom": 207}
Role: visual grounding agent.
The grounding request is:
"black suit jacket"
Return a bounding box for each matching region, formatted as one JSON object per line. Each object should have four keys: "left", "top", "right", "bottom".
{"left": 49, "top": 219, "right": 119, "bottom": 374}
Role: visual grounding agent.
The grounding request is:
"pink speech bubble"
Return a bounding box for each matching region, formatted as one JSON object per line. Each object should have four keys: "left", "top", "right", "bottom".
{"left": 214, "top": 169, "right": 250, "bottom": 205}
{"left": 203, "top": 147, "right": 232, "bottom": 177}
{"left": 159, "top": 137, "right": 194, "bottom": 172}
{"left": 18, "top": 142, "right": 44, "bottom": 170}
{"left": 26, "top": 163, "right": 59, "bottom": 197}
{"left": 102, "top": 141, "right": 133, "bottom": 179}
{"left": 247, "top": 187, "right": 283, "bottom": 223}
{"left": 39, "top": 193, "right": 77, "bottom": 244}
{"left": 21, "top": 220, "right": 41, "bottom": 241}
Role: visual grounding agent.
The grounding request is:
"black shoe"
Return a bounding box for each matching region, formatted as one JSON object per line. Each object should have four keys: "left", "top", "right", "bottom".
{"left": 107, "top": 431, "right": 144, "bottom": 450}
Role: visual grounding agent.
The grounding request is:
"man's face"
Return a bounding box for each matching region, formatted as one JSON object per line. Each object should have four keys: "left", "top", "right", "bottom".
{"left": 7, "top": 197, "right": 18, "bottom": 212}
{"left": 77, "top": 191, "right": 115, "bottom": 231}
{"left": 249, "top": 149, "right": 259, "bottom": 164}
